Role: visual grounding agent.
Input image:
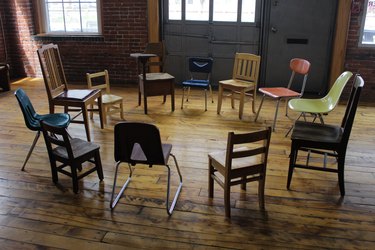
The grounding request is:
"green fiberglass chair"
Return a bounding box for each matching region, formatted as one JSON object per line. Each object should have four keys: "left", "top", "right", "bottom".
{"left": 286, "top": 71, "right": 353, "bottom": 135}
{"left": 15, "top": 88, "right": 71, "bottom": 171}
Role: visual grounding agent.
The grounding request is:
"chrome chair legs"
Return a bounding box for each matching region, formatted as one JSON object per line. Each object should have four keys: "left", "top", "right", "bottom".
{"left": 110, "top": 154, "right": 183, "bottom": 215}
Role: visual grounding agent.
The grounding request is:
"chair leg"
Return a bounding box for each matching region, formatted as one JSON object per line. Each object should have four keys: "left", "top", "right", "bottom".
{"left": 217, "top": 84, "right": 223, "bottom": 115}
{"left": 240, "top": 176, "right": 246, "bottom": 190}
{"left": 50, "top": 160, "right": 58, "bottom": 183}
{"left": 110, "top": 162, "right": 133, "bottom": 209}
{"left": 71, "top": 165, "right": 79, "bottom": 194}
{"left": 209, "top": 85, "right": 214, "bottom": 103}
{"left": 166, "top": 153, "right": 183, "bottom": 215}
{"left": 204, "top": 89, "right": 207, "bottom": 111}
{"left": 337, "top": 153, "right": 346, "bottom": 196}
{"left": 89, "top": 104, "right": 94, "bottom": 119}
{"left": 143, "top": 95, "right": 148, "bottom": 114}
{"left": 254, "top": 94, "right": 266, "bottom": 122}
{"left": 120, "top": 102, "right": 125, "bottom": 120}
{"left": 238, "top": 90, "right": 245, "bottom": 119}
{"left": 258, "top": 175, "right": 266, "bottom": 210}
{"left": 181, "top": 87, "right": 185, "bottom": 109}
{"left": 224, "top": 181, "right": 231, "bottom": 217}
{"left": 82, "top": 105, "right": 91, "bottom": 142}
{"left": 272, "top": 99, "right": 282, "bottom": 132}
{"left": 186, "top": 87, "right": 191, "bottom": 102}
{"left": 21, "top": 131, "right": 40, "bottom": 171}
{"left": 287, "top": 143, "right": 298, "bottom": 189}
{"left": 208, "top": 159, "right": 214, "bottom": 198}
{"left": 95, "top": 150, "right": 104, "bottom": 180}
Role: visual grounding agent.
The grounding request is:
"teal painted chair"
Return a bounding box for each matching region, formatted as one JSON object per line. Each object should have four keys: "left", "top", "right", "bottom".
{"left": 15, "top": 88, "right": 71, "bottom": 171}
{"left": 286, "top": 71, "right": 353, "bottom": 135}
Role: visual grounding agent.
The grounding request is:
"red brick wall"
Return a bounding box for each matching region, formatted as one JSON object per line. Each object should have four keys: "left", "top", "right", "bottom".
{"left": 345, "top": 0, "right": 374, "bottom": 103}
{"left": 0, "top": 0, "right": 148, "bottom": 84}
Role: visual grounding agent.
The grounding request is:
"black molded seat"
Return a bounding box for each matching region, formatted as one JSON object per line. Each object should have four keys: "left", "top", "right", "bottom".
{"left": 287, "top": 74, "right": 364, "bottom": 196}
{"left": 110, "top": 121, "right": 183, "bottom": 215}
{"left": 15, "top": 88, "right": 71, "bottom": 171}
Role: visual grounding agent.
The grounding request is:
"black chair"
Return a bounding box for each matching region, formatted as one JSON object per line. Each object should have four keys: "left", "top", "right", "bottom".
{"left": 287, "top": 74, "right": 364, "bottom": 196}
{"left": 40, "top": 120, "right": 104, "bottom": 194}
{"left": 110, "top": 121, "right": 183, "bottom": 215}
{"left": 15, "top": 88, "right": 71, "bottom": 171}
{"left": 181, "top": 57, "right": 214, "bottom": 111}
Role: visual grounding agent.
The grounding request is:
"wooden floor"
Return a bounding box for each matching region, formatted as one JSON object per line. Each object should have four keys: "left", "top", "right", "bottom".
{"left": 0, "top": 77, "right": 375, "bottom": 249}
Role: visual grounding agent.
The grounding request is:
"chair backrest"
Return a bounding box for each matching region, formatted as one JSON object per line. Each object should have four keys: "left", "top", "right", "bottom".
{"left": 40, "top": 120, "right": 73, "bottom": 160}
{"left": 225, "top": 127, "right": 272, "bottom": 173}
{"left": 87, "top": 70, "right": 110, "bottom": 94}
{"left": 14, "top": 88, "right": 40, "bottom": 131}
{"left": 287, "top": 58, "right": 311, "bottom": 96}
{"left": 143, "top": 42, "right": 165, "bottom": 72}
{"left": 341, "top": 74, "right": 364, "bottom": 144}
{"left": 37, "top": 43, "right": 68, "bottom": 100}
{"left": 114, "top": 122, "right": 166, "bottom": 165}
{"left": 232, "top": 53, "right": 261, "bottom": 84}
{"left": 188, "top": 57, "right": 213, "bottom": 80}
{"left": 321, "top": 71, "right": 353, "bottom": 110}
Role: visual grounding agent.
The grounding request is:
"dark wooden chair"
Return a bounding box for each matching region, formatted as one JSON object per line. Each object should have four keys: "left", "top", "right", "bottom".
{"left": 41, "top": 120, "right": 104, "bottom": 194}
{"left": 37, "top": 43, "right": 104, "bottom": 141}
{"left": 287, "top": 74, "right": 364, "bottom": 196}
{"left": 15, "top": 88, "right": 71, "bottom": 171}
{"left": 208, "top": 127, "right": 272, "bottom": 217}
{"left": 110, "top": 121, "right": 183, "bottom": 215}
{"left": 135, "top": 42, "right": 175, "bottom": 114}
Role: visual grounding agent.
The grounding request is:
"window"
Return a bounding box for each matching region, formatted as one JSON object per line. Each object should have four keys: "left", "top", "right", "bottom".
{"left": 360, "top": 0, "right": 375, "bottom": 46}
{"left": 37, "top": 0, "right": 101, "bottom": 35}
{"left": 168, "top": 0, "right": 256, "bottom": 22}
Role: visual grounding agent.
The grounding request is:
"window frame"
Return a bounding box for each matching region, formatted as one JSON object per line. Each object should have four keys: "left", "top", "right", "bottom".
{"left": 35, "top": 0, "right": 102, "bottom": 36}
{"left": 359, "top": 0, "right": 375, "bottom": 47}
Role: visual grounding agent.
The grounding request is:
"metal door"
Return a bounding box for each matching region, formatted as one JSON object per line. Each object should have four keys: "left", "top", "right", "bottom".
{"left": 162, "top": 0, "right": 262, "bottom": 86}
{"left": 261, "top": 0, "right": 337, "bottom": 94}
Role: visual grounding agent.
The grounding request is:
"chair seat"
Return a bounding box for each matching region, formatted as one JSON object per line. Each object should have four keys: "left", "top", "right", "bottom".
{"left": 288, "top": 97, "right": 333, "bottom": 113}
{"left": 139, "top": 72, "right": 174, "bottom": 81}
{"left": 259, "top": 87, "right": 300, "bottom": 98}
{"left": 34, "top": 113, "right": 70, "bottom": 131}
{"left": 182, "top": 79, "right": 209, "bottom": 88}
{"left": 292, "top": 121, "right": 343, "bottom": 144}
{"left": 130, "top": 142, "right": 172, "bottom": 164}
{"left": 53, "top": 138, "right": 100, "bottom": 159}
{"left": 219, "top": 79, "right": 256, "bottom": 90}
{"left": 101, "top": 94, "right": 123, "bottom": 104}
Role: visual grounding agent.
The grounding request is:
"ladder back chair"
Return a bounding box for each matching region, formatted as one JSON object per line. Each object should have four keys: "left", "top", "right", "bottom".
{"left": 15, "top": 88, "right": 71, "bottom": 171}
{"left": 41, "top": 120, "right": 104, "bottom": 194}
{"left": 217, "top": 53, "right": 261, "bottom": 119}
{"left": 208, "top": 127, "right": 272, "bottom": 217}
{"left": 110, "top": 122, "right": 183, "bottom": 215}
{"left": 37, "top": 43, "right": 104, "bottom": 141}
{"left": 287, "top": 74, "right": 364, "bottom": 196}
{"left": 255, "top": 58, "right": 311, "bottom": 131}
{"left": 86, "top": 70, "right": 124, "bottom": 125}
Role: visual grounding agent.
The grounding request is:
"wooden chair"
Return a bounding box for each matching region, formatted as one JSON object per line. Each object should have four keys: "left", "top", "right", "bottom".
{"left": 255, "top": 58, "right": 311, "bottom": 131}
{"left": 136, "top": 42, "right": 175, "bottom": 114}
{"left": 40, "top": 120, "right": 104, "bottom": 194}
{"left": 86, "top": 70, "right": 124, "bottom": 125}
{"left": 15, "top": 88, "right": 71, "bottom": 171}
{"left": 217, "top": 53, "right": 261, "bottom": 119}
{"left": 208, "top": 127, "right": 272, "bottom": 217}
{"left": 287, "top": 74, "right": 364, "bottom": 196}
{"left": 37, "top": 43, "right": 104, "bottom": 141}
{"left": 181, "top": 57, "right": 214, "bottom": 111}
{"left": 110, "top": 121, "right": 183, "bottom": 215}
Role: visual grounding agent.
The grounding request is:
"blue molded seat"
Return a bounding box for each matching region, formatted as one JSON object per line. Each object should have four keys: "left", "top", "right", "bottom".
{"left": 181, "top": 57, "right": 213, "bottom": 111}
{"left": 15, "top": 88, "right": 70, "bottom": 171}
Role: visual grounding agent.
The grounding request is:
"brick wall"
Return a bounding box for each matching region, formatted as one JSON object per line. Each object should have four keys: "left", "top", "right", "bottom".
{"left": 0, "top": 0, "right": 148, "bottom": 84}
{"left": 345, "top": 0, "right": 374, "bottom": 103}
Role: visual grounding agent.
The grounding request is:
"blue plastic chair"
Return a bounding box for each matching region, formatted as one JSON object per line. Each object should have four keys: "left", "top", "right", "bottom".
{"left": 15, "top": 88, "right": 71, "bottom": 171}
{"left": 181, "top": 57, "right": 213, "bottom": 111}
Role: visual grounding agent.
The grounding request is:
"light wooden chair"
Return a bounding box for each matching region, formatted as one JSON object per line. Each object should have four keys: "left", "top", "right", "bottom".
{"left": 86, "top": 70, "right": 124, "bottom": 125}
{"left": 37, "top": 43, "right": 104, "bottom": 142}
{"left": 208, "top": 127, "right": 272, "bottom": 217}
{"left": 217, "top": 53, "right": 261, "bottom": 119}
